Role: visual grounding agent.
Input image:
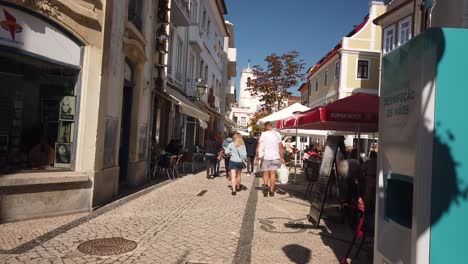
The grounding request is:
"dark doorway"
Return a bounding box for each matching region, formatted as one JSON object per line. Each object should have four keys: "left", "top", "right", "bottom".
{"left": 119, "top": 80, "right": 133, "bottom": 188}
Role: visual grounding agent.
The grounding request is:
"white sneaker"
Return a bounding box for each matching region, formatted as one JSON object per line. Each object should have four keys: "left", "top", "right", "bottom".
{"left": 246, "top": 173, "right": 251, "bottom": 177}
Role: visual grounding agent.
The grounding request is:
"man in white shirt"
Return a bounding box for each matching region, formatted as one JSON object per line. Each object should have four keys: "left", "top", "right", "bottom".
{"left": 256, "top": 121, "right": 285, "bottom": 197}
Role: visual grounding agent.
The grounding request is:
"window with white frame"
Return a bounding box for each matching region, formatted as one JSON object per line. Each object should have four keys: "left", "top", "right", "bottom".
{"left": 315, "top": 78, "right": 319, "bottom": 91}
{"left": 240, "top": 117, "right": 246, "bottom": 126}
{"left": 212, "top": 74, "right": 215, "bottom": 94}
{"left": 175, "top": 38, "right": 183, "bottom": 81}
{"left": 399, "top": 17, "right": 412, "bottom": 46}
{"left": 202, "top": 9, "right": 207, "bottom": 30}
{"left": 335, "top": 60, "right": 340, "bottom": 80}
{"left": 384, "top": 26, "right": 395, "bottom": 53}
{"left": 191, "top": 3, "right": 198, "bottom": 24}
{"left": 168, "top": 29, "right": 174, "bottom": 74}
{"left": 357, "top": 60, "right": 369, "bottom": 79}
{"left": 199, "top": 60, "right": 203, "bottom": 79}
{"left": 189, "top": 55, "right": 195, "bottom": 81}
{"left": 128, "top": 0, "right": 143, "bottom": 31}
{"left": 324, "top": 70, "right": 328, "bottom": 87}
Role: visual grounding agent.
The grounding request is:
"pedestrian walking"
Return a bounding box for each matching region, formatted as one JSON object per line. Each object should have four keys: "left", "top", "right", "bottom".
{"left": 214, "top": 133, "right": 224, "bottom": 177}
{"left": 244, "top": 134, "right": 258, "bottom": 176}
{"left": 256, "top": 122, "right": 285, "bottom": 197}
{"left": 225, "top": 132, "right": 247, "bottom": 196}
{"left": 222, "top": 132, "right": 234, "bottom": 178}
{"left": 205, "top": 134, "right": 221, "bottom": 179}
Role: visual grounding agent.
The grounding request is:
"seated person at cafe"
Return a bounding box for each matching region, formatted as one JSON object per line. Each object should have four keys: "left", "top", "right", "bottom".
{"left": 303, "top": 145, "right": 321, "bottom": 160}
{"left": 350, "top": 148, "right": 364, "bottom": 164}
{"left": 159, "top": 139, "right": 181, "bottom": 168}
{"left": 165, "top": 139, "right": 181, "bottom": 155}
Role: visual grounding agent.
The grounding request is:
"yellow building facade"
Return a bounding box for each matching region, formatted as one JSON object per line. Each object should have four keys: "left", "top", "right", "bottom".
{"left": 307, "top": 1, "right": 385, "bottom": 108}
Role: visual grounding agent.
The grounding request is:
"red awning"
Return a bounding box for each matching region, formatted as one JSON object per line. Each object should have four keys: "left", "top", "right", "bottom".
{"left": 280, "top": 93, "right": 379, "bottom": 133}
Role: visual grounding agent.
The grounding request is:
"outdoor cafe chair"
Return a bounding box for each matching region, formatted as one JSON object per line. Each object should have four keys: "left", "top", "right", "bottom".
{"left": 172, "top": 155, "right": 183, "bottom": 179}
{"left": 157, "top": 154, "right": 177, "bottom": 180}
{"left": 305, "top": 158, "right": 320, "bottom": 196}
{"left": 182, "top": 152, "right": 195, "bottom": 173}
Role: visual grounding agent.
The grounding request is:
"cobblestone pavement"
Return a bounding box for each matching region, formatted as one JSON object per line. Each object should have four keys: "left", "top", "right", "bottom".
{"left": 0, "top": 168, "right": 371, "bottom": 264}
{"left": 0, "top": 214, "right": 87, "bottom": 251}
{"left": 250, "top": 173, "right": 372, "bottom": 264}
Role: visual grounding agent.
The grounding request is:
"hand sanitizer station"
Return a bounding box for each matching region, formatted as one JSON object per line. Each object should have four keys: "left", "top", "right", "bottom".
{"left": 375, "top": 28, "right": 468, "bottom": 263}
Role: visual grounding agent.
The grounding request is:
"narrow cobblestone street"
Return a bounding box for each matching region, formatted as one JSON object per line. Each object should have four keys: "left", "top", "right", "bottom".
{"left": 0, "top": 169, "right": 370, "bottom": 264}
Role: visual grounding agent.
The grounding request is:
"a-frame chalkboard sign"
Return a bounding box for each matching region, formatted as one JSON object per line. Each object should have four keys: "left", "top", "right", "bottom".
{"left": 308, "top": 136, "right": 343, "bottom": 227}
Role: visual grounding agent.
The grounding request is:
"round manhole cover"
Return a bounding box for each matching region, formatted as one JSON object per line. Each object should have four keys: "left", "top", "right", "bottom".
{"left": 77, "top": 237, "right": 137, "bottom": 256}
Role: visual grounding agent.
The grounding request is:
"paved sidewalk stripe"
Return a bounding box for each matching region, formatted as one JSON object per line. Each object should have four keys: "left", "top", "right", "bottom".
{"left": 232, "top": 176, "right": 260, "bottom": 264}
{"left": 0, "top": 178, "right": 174, "bottom": 254}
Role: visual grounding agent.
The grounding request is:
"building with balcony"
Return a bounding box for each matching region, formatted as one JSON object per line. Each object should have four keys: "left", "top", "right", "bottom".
{"left": 298, "top": 82, "right": 310, "bottom": 106}
{"left": 374, "top": 0, "right": 468, "bottom": 56}
{"left": 223, "top": 20, "right": 237, "bottom": 131}
{"left": 151, "top": 0, "right": 233, "bottom": 157}
{"left": 373, "top": 0, "right": 415, "bottom": 55}
{"left": 307, "top": 1, "right": 385, "bottom": 108}
{"left": 0, "top": 0, "right": 156, "bottom": 222}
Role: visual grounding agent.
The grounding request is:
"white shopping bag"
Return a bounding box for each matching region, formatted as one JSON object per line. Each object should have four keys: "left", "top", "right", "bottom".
{"left": 277, "top": 164, "right": 289, "bottom": 184}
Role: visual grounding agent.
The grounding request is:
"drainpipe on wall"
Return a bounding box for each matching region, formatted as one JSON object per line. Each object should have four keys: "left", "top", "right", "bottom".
{"left": 464, "top": 0, "right": 468, "bottom": 27}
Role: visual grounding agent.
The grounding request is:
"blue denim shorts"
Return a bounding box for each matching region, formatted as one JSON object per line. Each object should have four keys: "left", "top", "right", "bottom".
{"left": 229, "top": 161, "right": 244, "bottom": 170}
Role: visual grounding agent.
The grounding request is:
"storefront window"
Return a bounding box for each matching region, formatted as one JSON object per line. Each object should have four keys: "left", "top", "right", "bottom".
{"left": 0, "top": 50, "right": 79, "bottom": 174}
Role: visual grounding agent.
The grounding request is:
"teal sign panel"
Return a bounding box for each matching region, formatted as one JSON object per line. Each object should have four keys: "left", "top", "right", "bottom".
{"left": 430, "top": 28, "right": 468, "bottom": 263}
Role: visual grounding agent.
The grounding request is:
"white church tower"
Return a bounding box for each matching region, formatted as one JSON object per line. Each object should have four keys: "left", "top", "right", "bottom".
{"left": 238, "top": 63, "right": 262, "bottom": 113}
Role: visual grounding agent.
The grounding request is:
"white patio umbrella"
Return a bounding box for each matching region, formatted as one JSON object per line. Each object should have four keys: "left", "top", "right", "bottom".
{"left": 258, "top": 103, "right": 311, "bottom": 127}
{"left": 257, "top": 104, "right": 312, "bottom": 179}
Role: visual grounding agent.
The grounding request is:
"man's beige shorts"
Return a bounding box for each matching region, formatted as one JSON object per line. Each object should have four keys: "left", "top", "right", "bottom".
{"left": 261, "top": 159, "right": 281, "bottom": 172}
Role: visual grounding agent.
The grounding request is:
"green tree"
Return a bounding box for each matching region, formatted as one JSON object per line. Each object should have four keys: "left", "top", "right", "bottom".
{"left": 248, "top": 108, "right": 270, "bottom": 135}
{"left": 247, "top": 51, "right": 306, "bottom": 112}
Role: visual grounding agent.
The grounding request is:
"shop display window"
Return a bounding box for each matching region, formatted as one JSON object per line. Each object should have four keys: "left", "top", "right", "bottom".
{"left": 0, "top": 50, "right": 80, "bottom": 174}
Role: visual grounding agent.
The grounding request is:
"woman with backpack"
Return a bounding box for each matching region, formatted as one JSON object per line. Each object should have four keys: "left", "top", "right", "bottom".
{"left": 225, "top": 132, "right": 247, "bottom": 196}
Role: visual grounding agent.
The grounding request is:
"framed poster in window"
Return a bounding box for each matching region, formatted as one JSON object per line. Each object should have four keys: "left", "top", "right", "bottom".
{"left": 58, "top": 122, "right": 74, "bottom": 143}
{"left": 59, "top": 96, "right": 76, "bottom": 121}
{"left": 54, "top": 142, "right": 72, "bottom": 168}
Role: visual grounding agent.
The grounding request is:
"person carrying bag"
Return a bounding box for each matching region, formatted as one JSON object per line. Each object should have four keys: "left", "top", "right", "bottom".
{"left": 225, "top": 132, "right": 247, "bottom": 196}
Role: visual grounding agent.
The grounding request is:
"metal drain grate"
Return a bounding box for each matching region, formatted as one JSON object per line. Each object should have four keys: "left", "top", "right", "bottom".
{"left": 77, "top": 237, "right": 137, "bottom": 256}
{"left": 197, "top": 190, "right": 208, "bottom": 196}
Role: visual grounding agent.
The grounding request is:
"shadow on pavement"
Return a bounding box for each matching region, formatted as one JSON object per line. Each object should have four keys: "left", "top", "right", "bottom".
{"left": 282, "top": 244, "right": 312, "bottom": 264}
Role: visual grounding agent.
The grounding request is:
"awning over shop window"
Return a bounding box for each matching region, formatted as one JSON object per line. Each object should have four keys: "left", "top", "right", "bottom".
{"left": 165, "top": 87, "right": 210, "bottom": 122}
{"left": 198, "top": 119, "right": 208, "bottom": 129}
{"left": 195, "top": 100, "right": 223, "bottom": 119}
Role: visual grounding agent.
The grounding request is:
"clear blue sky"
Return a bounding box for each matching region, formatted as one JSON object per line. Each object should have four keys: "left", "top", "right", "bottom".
{"left": 225, "top": 0, "right": 382, "bottom": 95}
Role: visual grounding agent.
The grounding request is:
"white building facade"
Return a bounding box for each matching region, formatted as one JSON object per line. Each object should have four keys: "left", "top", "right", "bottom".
{"left": 238, "top": 64, "right": 262, "bottom": 113}
{"left": 230, "top": 64, "right": 262, "bottom": 132}
{"left": 152, "top": 0, "right": 233, "bottom": 153}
